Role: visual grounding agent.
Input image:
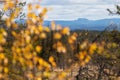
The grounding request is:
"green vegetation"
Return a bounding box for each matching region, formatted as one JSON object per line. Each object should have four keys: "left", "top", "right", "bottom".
{"left": 0, "top": 0, "right": 120, "bottom": 80}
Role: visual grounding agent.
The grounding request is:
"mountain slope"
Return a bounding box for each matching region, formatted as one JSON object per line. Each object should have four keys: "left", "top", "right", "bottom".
{"left": 44, "top": 18, "right": 120, "bottom": 30}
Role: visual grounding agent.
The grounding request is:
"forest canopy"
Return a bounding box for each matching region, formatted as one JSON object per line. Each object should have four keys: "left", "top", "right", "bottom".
{"left": 0, "top": 0, "right": 120, "bottom": 80}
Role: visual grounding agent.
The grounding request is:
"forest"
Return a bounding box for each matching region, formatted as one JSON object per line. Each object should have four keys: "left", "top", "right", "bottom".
{"left": 0, "top": 0, "right": 120, "bottom": 80}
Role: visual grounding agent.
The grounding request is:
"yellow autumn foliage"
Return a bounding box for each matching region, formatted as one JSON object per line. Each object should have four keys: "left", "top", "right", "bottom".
{"left": 0, "top": 0, "right": 110, "bottom": 80}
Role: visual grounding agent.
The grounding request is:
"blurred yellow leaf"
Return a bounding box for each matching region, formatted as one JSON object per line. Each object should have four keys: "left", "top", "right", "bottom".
{"left": 54, "top": 32, "right": 62, "bottom": 39}
{"left": 35, "top": 46, "right": 42, "bottom": 53}
{"left": 39, "top": 32, "right": 46, "bottom": 39}
{"left": 4, "top": 67, "right": 8, "bottom": 73}
{"left": 61, "top": 27, "right": 70, "bottom": 35}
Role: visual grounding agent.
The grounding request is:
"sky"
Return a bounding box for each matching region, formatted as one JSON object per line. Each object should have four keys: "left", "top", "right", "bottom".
{"left": 36, "top": 0, "right": 120, "bottom": 20}
{"left": 2, "top": 0, "right": 120, "bottom": 20}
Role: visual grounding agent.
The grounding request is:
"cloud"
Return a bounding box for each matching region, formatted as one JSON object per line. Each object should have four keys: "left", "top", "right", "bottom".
{"left": 45, "top": 4, "right": 119, "bottom": 20}
{"left": 69, "top": 0, "right": 98, "bottom": 4}
{"left": 25, "top": 0, "right": 120, "bottom": 20}
{"left": 40, "top": 0, "right": 70, "bottom": 5}
{"left": 40, "top": 0, "right": 120, "bottom": 5}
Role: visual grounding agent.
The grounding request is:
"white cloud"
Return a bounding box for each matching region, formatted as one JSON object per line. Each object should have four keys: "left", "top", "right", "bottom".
{"left": 40, "top": 0, "right": 120, "bottom": 5}
{"left": 25, "top": 0, "right": 120, "bottom": 20}
{"left": 45, "top": 4, "right": 119, "bottom": 20}
{"left": 69, "top": 0, "right": 98, "bottom": 4}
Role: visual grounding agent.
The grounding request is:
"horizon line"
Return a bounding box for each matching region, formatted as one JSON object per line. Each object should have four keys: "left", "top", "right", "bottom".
{"left": 44, "top": 17, "right": 120, "bottom": 21}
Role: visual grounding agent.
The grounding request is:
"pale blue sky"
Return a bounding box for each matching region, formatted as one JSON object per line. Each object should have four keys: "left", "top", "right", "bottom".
{"left": 28, "top": 0, "right": 120, "bottom": 20}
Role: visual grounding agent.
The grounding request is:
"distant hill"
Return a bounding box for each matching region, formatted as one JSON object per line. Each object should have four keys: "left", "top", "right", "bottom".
{"left": 15, "top": 18, "right": 120, "bottom": 31}
{"left": 44, "top": 18, "right": 120, "bottom": 31}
